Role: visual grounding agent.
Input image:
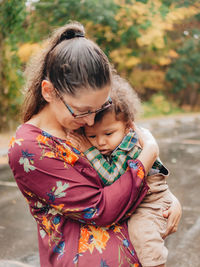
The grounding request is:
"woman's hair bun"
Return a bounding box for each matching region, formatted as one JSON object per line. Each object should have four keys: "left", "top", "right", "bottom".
{"left": 60, "top": 22, "right": 85, "bottom": 42}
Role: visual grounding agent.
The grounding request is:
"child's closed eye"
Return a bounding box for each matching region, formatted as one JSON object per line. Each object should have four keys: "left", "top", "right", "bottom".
{"left": 87, "top": 135, "right": 96, "bottom": 139}
{"left": 105, "top": 132, "right": 113, "bottom": 136}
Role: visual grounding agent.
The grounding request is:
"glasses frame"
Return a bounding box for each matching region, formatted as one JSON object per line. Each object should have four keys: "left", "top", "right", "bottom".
{"left": 55, "top": 88, "right": 112, "bottom": 118}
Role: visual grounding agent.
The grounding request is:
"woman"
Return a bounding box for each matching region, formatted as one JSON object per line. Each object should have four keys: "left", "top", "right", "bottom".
{"left": 8, "top": 22, "right": 181, "bottom": 267}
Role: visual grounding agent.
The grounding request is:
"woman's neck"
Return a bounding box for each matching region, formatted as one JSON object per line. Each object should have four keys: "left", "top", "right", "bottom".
{"left": 27, "top": 105, "right": 68, "bottom": 140}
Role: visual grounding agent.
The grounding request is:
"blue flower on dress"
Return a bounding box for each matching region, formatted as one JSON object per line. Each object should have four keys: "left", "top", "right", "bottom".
{"left": 19, "top": 150, "right": 36, "bottom": 172}
{"left": 47, "top": 192, "right": 56, "bottom": 202}
{"left": 73, "top": 253, "right": 83, "bottom": 264}
{"left": 129, "top": 161, "right": 138, "bottom": 169}
{"left": 83, "top": 207, "right": 99, "bottom": 219}
{"left": 72, "top": 147, "right": 81, "bottom": 154}
{"left": 22, "top": 150, "right": 35, "bottom": 160}
{"left": 88, "top": 234, "right": 94, "bottom": 244}
{"left": 123, "top": 239, "right": 129, "bottom": 248}
{"left": 47, "top": 181, "right": 69, "bottom": 202}
{"left": 42, "top": 131, "right": 52, "bottom": 138}
{"left": 53, "top": 215, "right": 61, "bottom": 225}
{"left": 100, "top": 259, "right": 110, "bottom": 267}
{"left": 53, "top": 241, "right": 65, "bottom": 258}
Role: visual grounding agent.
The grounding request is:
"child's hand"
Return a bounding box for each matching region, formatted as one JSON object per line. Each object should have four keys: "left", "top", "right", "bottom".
{"left": 67, "top": 129, "right": 93, "bottom": 152}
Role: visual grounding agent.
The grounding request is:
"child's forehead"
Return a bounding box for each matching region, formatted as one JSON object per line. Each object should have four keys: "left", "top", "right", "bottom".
{"left": 84, "top": 111, "right": 124, "bottom": 133}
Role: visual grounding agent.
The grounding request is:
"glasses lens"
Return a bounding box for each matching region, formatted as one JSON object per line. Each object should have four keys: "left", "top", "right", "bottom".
{"left": 73, "top": 98, "right": 112, "bottom": 118}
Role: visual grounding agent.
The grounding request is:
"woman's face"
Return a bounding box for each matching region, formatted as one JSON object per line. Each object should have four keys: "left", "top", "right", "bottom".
{"left": 51, "top": 85, "right": 111, "bottom": 131}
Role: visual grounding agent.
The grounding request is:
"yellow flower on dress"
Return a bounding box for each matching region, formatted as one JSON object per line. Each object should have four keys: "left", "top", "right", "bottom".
{"left": 44, "top": 151, "right": 56, "bottom": 158}
{"left": 9, "top": 136, "right": 24, "bottom": 148}
{"left": 36, "top": 134, "right": 51, "bottom": 144}
{"left": 56, "top": 144, "right": 79, "bottom": 165}
{"left": 137, "top": 165, "right": 144, "bottom": 179}
{"left": 112, "top": 224, "right": 123, "bottom": 233}
{"left": 78, "top": 227, "right": 90, "bottom": 253}
{"left": 78, "top": 225, "right": 110, "bottom": 255}
{"left": 42, "top": 216, "right": 54, "bottom": 235}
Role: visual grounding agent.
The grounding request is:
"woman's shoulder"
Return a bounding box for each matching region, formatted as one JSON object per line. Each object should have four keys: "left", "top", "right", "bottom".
{"left": 8, "top": 123, "right": 93, "bottom": 173}
{"left": 11, "top": 123, "right": 42, "bottom": 141}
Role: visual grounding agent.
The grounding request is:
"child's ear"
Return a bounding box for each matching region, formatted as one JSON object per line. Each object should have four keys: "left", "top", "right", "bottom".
{"left": 126, "top": 121, "right": 134, "bottom": 131}
{"left": 125, "top": 122, "right": 132, "bottom": 134}
{"left": 41, "top": 80, "right": 55, "bottom": 103}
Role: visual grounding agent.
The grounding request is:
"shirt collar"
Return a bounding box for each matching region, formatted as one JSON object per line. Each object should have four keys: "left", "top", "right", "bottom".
{"left": 113, "top": 130, "right": 138, "bottom": 153}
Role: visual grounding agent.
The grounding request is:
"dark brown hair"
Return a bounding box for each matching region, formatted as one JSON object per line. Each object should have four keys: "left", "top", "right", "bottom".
{"left": 95, "top": 75, "right": 141, "bottom": 125}
{"left": 22, "top": 22, "right": 112, "bottom": 122}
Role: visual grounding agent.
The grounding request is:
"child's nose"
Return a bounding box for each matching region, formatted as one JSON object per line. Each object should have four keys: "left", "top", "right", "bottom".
{"left": 97, "top": 136, "right": 106, "bottom": 146}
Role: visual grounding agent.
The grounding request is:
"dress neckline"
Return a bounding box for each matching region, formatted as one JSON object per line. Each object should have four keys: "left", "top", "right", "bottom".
{"left": 23, "top": 123, "right": 67, "bottom": 142}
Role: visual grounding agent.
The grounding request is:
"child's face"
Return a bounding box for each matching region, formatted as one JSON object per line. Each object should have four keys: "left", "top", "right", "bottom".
{"left": 84, "top": 112, "right": 129, "bottom": 156}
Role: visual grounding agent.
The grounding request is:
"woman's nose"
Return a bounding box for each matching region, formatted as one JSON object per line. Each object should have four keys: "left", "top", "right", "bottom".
{"left": 83, "top": 113, "right": 96, "bottom": 126}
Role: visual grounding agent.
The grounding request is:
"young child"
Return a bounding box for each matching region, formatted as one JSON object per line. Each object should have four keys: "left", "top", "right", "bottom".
{"left": 73, "top": 75, "right": 174, "bottom": 267}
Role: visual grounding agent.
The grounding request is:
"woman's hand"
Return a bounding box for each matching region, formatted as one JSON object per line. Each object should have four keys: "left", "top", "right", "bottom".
{"left": 162, "top": 194, "right": 182, "bottom": 239}
{"left": 67, "top": 129, "right": 92, "bottom": 152}
{"left": 134, "top": 124, "right": 159, "bottom": 155}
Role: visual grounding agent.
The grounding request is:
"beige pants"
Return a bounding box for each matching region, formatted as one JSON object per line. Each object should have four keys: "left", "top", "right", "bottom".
{"left": 128, "top": 173, "right": 173, "bottom": 267}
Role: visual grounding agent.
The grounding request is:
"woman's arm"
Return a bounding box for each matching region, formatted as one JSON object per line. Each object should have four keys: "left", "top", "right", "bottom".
{"left": 9, "top": 126, "right": 159, "bottom": 227}
{"left": 8, "top": 135, "right": 148, "bottom": 227}
{"left": 130, "top": 125, "right": 159, "bottom": 175}
{"left": 68, "top": 126, "right": 159, "bottom": 177}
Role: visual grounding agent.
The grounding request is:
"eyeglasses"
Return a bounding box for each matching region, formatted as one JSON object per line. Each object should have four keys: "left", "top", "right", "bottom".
{"left": 55, "top": 89, "right": 112, "bottom": 118}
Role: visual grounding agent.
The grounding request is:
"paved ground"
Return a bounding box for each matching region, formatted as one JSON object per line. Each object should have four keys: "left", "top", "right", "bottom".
{"left": 0, "top": 113, "right": 200, "bottom": 267}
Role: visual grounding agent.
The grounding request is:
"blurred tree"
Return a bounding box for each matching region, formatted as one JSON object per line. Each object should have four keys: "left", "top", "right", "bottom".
{"left": 27, "top": 0, "right": 118, "bottom": 44}
{"left": 0, "top": 0, "right": 26, "bottom": 130}
{"left": 1, "top": 0, "right": 200, "bottom": 130}
{"left": 111, "top": 0, "right": 200, "bottom": 100}
{"left": 166, "top": 30, "right": 200, "bottom": 109}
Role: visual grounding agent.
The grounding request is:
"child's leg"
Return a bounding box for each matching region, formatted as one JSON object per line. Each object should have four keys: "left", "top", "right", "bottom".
{"left": 128, "top": 206, "right": 168, "bottom": 267}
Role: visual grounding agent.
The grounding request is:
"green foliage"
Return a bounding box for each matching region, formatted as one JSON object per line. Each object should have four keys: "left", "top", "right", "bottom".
{"left": 166, "top": 31, "right": 200, "bottom": 107}
{"left": 28, "top": 0, "right": 119, "bottom": 42}
{"left": 1, "top": 0, "right": 200, "bottom": 130}
{"left": 142, "top": 94, "right": 183, "bottom": 118}
{"left": 0, "top": 0, "right": 26, "bottom": 130}
{"left": 0, "top": 0, "right": 26, "bottom": 42}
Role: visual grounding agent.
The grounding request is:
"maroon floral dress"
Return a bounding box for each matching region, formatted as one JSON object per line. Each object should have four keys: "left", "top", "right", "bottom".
{"left": 8, "top": 124, "right": 148, "bottom": 267}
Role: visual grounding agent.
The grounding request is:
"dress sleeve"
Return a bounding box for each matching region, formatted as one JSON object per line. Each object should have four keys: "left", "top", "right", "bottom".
{"left": 9, "top": 137, "right": 148, "bottom": 227}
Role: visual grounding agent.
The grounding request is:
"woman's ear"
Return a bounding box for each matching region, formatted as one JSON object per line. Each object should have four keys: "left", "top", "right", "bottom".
{"left": 41, "top": 80, "right": 55, "bottom": 103}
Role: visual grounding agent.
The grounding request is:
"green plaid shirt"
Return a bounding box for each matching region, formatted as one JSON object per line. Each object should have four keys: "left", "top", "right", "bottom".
{"left": 84, "top": 130, "right": 168, "bottom": 186}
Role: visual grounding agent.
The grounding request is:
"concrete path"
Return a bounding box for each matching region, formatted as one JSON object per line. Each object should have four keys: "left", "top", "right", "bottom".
{"left": 0, "top": 113, "right": 200, "bottom": 267}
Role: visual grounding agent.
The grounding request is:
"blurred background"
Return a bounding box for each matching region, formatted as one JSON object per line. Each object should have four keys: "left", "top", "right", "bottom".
{"left": 0, "top": 1, "right": 200, "bottom": 266}
{"left": 0, "top": 0, "right": 200, "bottom": 131}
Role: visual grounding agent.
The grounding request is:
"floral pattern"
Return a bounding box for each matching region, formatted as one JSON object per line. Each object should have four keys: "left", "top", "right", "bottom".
{"left": 37, "top": 131, "right": 80, "bottom": 166}
{"left": 129, "top": 161, "right": 145, "bottom": 180}
{"left": 8, "top": 124, "right": 148, "bottom": 266}
{"left": 19, "top": 150, "right": 36, "bottom": 172}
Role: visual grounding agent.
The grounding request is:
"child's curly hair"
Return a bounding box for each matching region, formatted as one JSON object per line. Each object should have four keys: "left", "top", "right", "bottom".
{"left": 95, "top": 74, "right": 141, "bottom": 125}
